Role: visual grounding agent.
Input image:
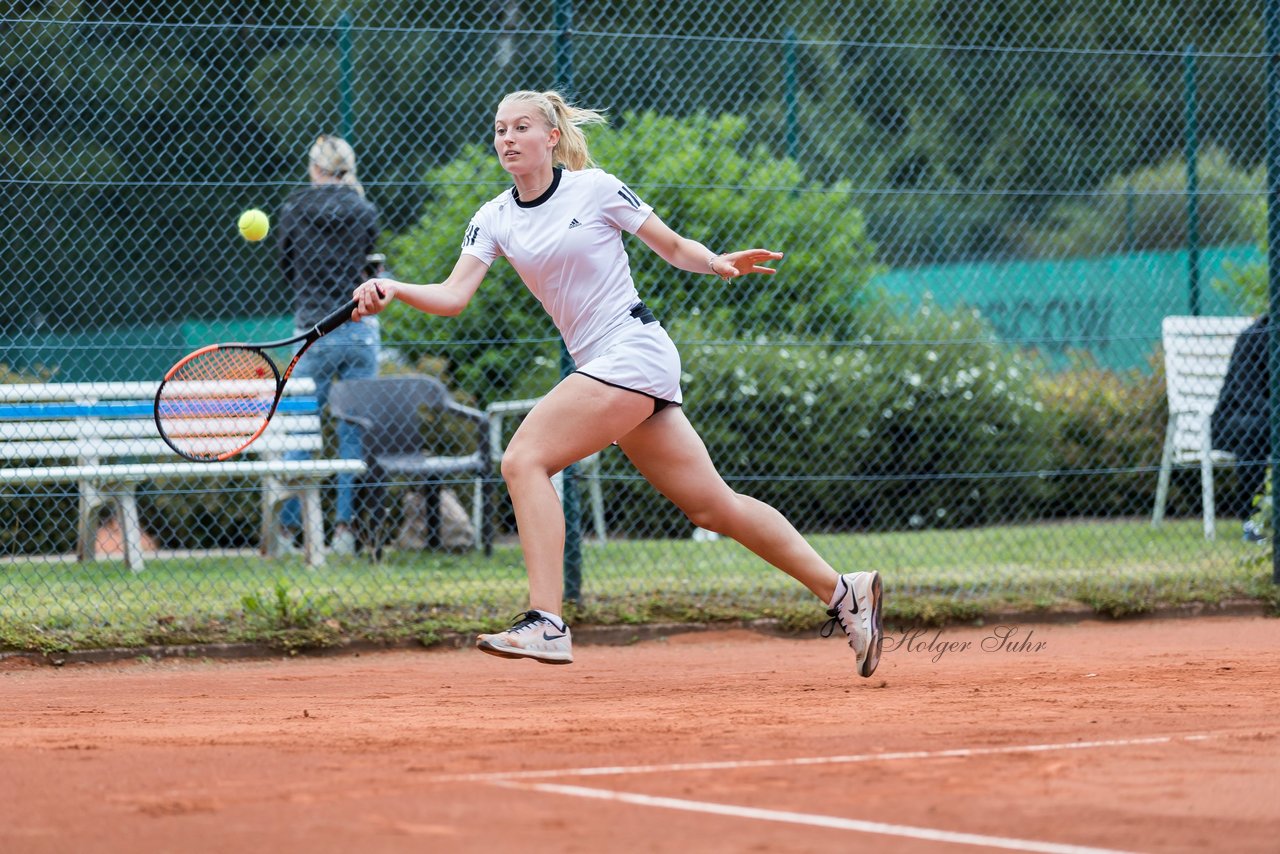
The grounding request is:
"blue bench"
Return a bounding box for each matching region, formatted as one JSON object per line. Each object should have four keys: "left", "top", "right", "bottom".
{"left": 0, "top": 379, "right": 363, "bottom": 570}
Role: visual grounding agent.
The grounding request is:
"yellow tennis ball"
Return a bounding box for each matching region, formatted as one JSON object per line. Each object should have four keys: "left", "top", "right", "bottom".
{"left": 238, "top": 209, "right": 269, "bottom": 242}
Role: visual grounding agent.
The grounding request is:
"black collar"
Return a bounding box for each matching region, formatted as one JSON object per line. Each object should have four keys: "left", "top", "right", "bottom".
{"left": 512, "top": 167, "right": 562, "bottom": 208}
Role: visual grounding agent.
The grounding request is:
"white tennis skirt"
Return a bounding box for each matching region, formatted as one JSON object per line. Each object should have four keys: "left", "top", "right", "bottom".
{"left": 573, "top": 321, "right": 683, "bottom": 407}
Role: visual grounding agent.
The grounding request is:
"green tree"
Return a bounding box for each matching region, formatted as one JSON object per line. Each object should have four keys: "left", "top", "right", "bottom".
{"left": 1014, "top": 146, "right": 1263, "bottom": 258}
{"left": 4, "top": 0, "right": 1270, "bottom": 347}
{"left": 776, "top": 0, "right": 1263, "bottom": 264}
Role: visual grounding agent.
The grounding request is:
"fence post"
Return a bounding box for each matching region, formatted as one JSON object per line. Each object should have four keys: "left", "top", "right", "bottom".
{"left": 1184, "top": 44, "right": 1200, "bottom": 316}
{"left": 1265, "top": 0, "right": 1280, "bottom": 585}
{"left": 784, "top": 27, "right": 799, "bottom": 162}
{"left": 1124, "top": 182, "right": 1136, "bottom": 251}
{"left": 338, "top": 11, "right": 354, "bottom": 143}
{"left": 555, "top": 0, "right": 583, "bottom": 604}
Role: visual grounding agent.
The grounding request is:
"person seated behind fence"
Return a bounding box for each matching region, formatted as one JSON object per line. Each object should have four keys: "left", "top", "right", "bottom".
{"left": 1210, "top": 312, "right": 1270, "bottom": 542}
{"left": 276, "top": 134, "right": 380, "bottom": 556}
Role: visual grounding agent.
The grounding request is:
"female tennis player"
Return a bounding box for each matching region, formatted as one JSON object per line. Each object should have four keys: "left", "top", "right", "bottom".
{"left": 351, "top": 89, "right": 883, "bottom": 676}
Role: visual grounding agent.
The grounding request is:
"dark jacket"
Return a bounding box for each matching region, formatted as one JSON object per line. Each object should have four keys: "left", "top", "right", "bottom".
{"left": 1211, "top": 313, "right": 1270, "bottom": 454}
{"left": 277, "top": 185, "right": 378, "bottom": 328}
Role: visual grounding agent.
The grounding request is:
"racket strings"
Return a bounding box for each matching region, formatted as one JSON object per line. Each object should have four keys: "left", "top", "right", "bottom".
{"left": 156, "top": 347, "right": 279, "bottom": 461}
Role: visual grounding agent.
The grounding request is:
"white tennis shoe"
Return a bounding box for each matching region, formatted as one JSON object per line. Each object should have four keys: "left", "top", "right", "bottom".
{"left": 477, "top": 610, "right": 574, "bottom": 665}
{"left": 821, "top": 571, "right": 883, "bottom": 677}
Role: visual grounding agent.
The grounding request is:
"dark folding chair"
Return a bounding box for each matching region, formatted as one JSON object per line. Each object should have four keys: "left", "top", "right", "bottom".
{"left": 328, "top": 375, "right": 493, "bottom": 559}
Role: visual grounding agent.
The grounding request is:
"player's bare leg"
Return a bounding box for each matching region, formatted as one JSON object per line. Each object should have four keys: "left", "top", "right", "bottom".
{"left": 477, "top": 375, "right": 651, "bottom": 664}
{"left": 618, "top": 407, "right": 883, "bottom": 676}
{"left": 618, "top": 406, "right": 835, "bottom": 597}
{"left": 501, "top": 374, "right": 651, "bottom": 608}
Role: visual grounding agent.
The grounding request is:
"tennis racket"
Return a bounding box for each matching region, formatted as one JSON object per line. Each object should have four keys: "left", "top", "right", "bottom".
{"left": 154, "top": 294, "right": 375, "bottom": 462}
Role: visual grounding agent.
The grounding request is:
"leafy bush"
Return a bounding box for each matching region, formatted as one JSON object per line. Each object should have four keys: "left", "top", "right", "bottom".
{"left": 602, "top": 299, "right": 1056, "bottom": 536}
{"left": 1033, "top": 354, "right": 1169, "bottom": 518}
{"left": 599, "top": 311, "right": 1195, "bottom": 538}
{"left": 1213, "top": 196, "right": 1267, "bottom": 314}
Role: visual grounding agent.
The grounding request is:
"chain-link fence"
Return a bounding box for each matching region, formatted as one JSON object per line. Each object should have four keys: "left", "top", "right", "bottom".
{"left": 2, "top": 1, "right": 1275, "bottom": 650}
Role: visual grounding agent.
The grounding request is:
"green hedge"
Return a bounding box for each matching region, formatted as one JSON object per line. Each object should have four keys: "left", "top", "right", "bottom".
{"left": 601, "top": 301, "right": 1058, "bottom": 536}
{"left": 1033, "top": 354, "right": 1169, "bottom": 519}
{"left": 594, "top": 307, "right": 1222, "bottom": 539}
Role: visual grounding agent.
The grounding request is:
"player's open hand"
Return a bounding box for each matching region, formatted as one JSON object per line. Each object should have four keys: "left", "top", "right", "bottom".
{"left": 352, "top": 279, "right": 393, "bottom": 321}
{"left": 712, "top": 249, "right": 784, "bottom": 279}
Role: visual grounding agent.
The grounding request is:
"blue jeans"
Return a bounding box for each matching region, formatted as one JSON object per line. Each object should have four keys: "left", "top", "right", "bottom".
{"left": 280, "top": 318, "right": 379, "bottom": 530}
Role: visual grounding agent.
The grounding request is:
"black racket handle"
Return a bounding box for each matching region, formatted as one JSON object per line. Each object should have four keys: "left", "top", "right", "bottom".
{"left": 313, "top": 300, "right": 359, "bottom": 338}
{"left": 312, "top": 285, "right": 385, "bottom": 338}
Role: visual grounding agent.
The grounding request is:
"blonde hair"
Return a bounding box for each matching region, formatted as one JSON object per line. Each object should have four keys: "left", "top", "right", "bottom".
{"left": 499, "top": 90, "right": 607, "bottom": 171}
{"left": 308, "top": 134, "right": 364, "bottom": 196}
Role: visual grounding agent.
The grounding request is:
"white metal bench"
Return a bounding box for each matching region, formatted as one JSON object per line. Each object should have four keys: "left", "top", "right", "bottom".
{"left": 1152, "top": 315, "right": 1254, "bottom": 540}
{"left": 0, "top": 379, "right": 364, "bottom": 570}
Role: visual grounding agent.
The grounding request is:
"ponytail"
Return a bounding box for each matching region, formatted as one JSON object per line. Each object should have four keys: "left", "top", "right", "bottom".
{"left": 308, "top": 134, "right": 365, "bottom": 197}
{"left": 499, "top": 90, "right": 608, "bottom": 171}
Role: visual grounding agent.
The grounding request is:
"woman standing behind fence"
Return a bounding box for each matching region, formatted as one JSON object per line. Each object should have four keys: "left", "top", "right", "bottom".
{"left": 350, "top": 90, "right": 883, "bottom": 675}
{"left": 277, "top": 134, "right": 380, "bottom": 556}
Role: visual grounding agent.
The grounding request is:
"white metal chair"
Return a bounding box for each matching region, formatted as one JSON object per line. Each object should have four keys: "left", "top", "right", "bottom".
{"left": 1151, "top": 315, "right": 1254, "bottom": 540}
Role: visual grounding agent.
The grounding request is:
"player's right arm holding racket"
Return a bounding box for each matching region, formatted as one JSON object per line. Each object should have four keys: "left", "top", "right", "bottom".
{"left": 352, "top": 254, "right": 489, "bottom": 321}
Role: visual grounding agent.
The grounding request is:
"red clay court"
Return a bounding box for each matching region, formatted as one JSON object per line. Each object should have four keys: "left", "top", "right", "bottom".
{"left": 2, "top": 614, "right": 1278, "bottom": 853}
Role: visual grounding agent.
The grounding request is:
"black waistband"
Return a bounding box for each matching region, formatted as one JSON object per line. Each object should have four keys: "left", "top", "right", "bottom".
{"left": 629, "top": 302, "right": 657, "bottom": 325}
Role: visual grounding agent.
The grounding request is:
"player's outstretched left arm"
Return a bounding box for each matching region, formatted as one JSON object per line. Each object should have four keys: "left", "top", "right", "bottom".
{"left": 635, "top": 214, "right": 783, "bottom": 280}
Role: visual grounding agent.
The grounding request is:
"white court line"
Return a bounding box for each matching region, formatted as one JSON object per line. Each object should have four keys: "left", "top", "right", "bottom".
{"left": 492, "top": 780, "right": 1138, "bottom": 854}
{"left": 435, "top": 733, "right": 1222, "bottom": 853}
{"left": 435, "top": 732, "right": 1216, "bottom": 784}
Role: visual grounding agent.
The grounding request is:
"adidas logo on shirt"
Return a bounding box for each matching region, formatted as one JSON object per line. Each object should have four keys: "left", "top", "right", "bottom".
{"left": 568, "top": 218, "right": 582, "bottom": 229}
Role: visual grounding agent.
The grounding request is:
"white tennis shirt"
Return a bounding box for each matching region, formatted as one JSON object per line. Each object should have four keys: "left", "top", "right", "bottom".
{"left": 459, "top": 167, "right": 654, "bottom": 366}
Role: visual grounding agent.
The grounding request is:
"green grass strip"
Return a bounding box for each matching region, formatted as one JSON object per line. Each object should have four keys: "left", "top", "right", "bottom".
{"left": 2, "top": 519, "right": 1276, "bottom": 653}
